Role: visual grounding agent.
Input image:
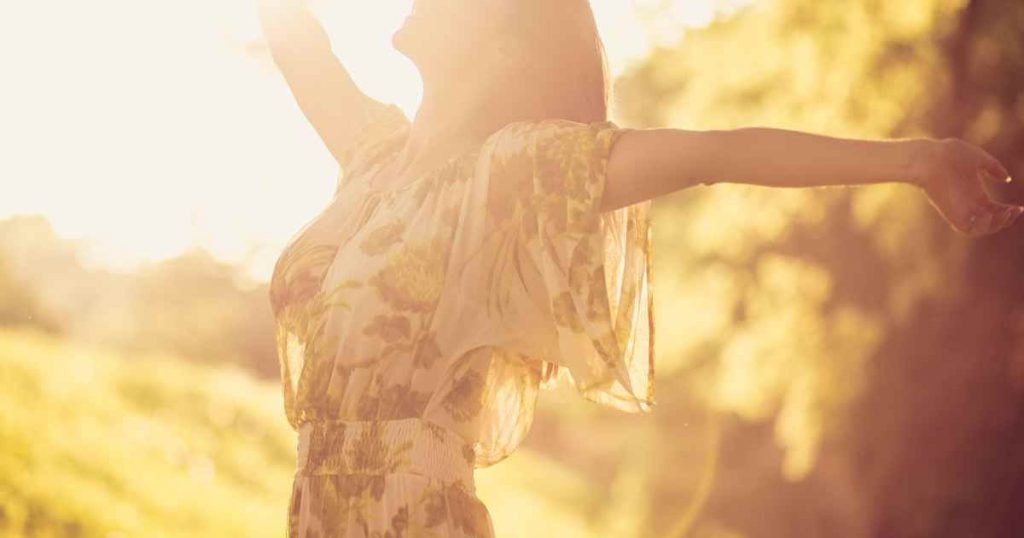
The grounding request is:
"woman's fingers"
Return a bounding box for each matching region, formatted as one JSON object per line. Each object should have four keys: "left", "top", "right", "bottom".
{"left": 973, "top": 165, "right": 1024, "bottom": 232}
{"left": 1013, "top": 208, "right": 1024, "bottom": 229}
{"left": 991, "top": 205, "right": 1016, "bottom": 230}
{"left": 966, "top": 203, "right": 1024, "bottom": 235}
{"left": 978, "top": 152, "right": 1010, "bottom": 184}
{"left": 985, "top": 203, "right": 1016, "bottom": 233}
{"left": 997, "top": 204, "right": 1024, "bottom": 230}
{"left": 926, "top": 150, "right": 1020, "bottom": 236}
{"left": 970, "top": 209, "right": 987, "bottom": 233}
{"left": 969, "top": 209, "right": 994, "bottom": 235}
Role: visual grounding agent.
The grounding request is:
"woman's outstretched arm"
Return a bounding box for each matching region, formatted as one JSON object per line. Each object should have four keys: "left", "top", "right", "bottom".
{"left": 603, "top": 126, "right": 1022, "bottom": 237}
{"left": 258, "top": 0, "right": 390, "bottom": 166}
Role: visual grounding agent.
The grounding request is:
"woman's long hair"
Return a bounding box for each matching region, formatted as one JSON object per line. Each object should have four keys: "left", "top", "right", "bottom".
{"left": 504, "top": 0, "right": 611, "bottom": 123}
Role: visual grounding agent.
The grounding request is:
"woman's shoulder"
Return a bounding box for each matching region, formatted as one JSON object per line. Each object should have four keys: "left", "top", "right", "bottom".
{"left": 496, "top": 116, "right": 603, "bottom": 134}
{"left": 482, "top": 118, "right": 623, "bottom": 176}
{"left": 488, "top": 117, "right": 620, "bottom": 154}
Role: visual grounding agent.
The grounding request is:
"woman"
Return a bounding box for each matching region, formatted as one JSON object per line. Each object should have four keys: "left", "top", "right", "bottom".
{"left": 259, "top": 1, "right": 1021, "bottom": 536}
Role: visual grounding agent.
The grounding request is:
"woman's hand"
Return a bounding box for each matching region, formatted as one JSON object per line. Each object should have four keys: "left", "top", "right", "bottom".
{"left": 259, "top": 0, "right": 393, "bottom": 168}
{"left": 909, "top": 138, "right": 1023, "bottom": 237}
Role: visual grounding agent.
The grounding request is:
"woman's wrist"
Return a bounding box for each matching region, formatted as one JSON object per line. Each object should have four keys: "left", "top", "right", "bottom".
{"left": 903, "top": 138, "right": 938, "bottom": 190}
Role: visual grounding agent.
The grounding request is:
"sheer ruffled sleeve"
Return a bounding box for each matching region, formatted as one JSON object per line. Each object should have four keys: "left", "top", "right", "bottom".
{"left": 485, "top": 119, "right": 656, "bottom": 413}
{"left": 430, "top": 118, "right": 655, "bottom": 467}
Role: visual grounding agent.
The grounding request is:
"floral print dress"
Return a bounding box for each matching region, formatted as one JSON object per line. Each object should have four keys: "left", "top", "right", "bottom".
{"left": 268, "top": 99, "right": 655, "bottom": 538}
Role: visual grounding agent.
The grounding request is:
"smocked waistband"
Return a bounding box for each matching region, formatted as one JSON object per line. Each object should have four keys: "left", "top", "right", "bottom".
{"left": 296, "top": 417, "right": 476, "bottom": 493}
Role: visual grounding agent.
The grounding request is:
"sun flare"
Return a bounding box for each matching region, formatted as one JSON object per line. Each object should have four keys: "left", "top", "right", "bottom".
{"left": 0, "top": 0, "right": 735, "bottom": 282}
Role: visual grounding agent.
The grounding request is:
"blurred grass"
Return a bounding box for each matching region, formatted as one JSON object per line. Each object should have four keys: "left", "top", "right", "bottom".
{"left": 0, "top": 327, "right": 609, "bottom": 538}
{"left": 0, "top": 326, "right": 296, "bottom": 537}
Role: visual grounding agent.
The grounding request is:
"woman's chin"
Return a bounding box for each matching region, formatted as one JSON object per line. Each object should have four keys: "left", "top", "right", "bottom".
{"left": 391, "top": 27, "right": 416, "bottom": 55}
{"left": 392, "top": 31, "right": 430, "bottom": 68}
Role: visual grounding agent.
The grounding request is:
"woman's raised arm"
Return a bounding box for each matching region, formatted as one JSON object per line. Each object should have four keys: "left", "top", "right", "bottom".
{"left": 258, "top": 0, "right": 393, "bottom": 166}
{"left": 603, "top": 127, "right": 1022, "bottom": 237}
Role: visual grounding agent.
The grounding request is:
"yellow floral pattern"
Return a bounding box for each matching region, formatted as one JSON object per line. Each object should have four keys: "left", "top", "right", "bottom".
{"left": 269, "top": 100, "right": 655, "bottom": 537}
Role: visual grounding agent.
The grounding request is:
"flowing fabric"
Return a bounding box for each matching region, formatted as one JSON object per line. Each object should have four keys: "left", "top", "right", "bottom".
{"left": 268, "top": 98, "right": 655, "bottom": 537}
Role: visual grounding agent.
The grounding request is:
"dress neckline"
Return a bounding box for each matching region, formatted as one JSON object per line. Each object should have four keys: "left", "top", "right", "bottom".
{"left": 357, "top": 119, "right": 535, "bottom": 196}
{"left": 359, "top": 137, "right": 481, "bottom": 197}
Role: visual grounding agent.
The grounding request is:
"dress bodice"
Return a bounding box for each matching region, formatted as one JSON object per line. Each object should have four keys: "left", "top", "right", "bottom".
{"left": 269, "top": 102, "right": 656, "bottom": 470}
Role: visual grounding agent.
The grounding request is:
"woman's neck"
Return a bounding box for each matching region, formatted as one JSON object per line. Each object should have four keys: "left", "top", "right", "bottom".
{"left": 389, "top": 73, "right": 528, "bottom": 179}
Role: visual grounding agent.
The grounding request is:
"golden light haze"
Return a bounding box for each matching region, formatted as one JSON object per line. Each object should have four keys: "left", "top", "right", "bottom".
{"left": 0, "top": 0, "right": 740, "bottom": 282}
{"left": 5, "top": 1, "right": 1022, "bottom": 536}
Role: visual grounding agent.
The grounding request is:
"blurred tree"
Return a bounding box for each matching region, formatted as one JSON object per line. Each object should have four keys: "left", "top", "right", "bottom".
{"left": 128, "top": 249, "right": 279, "bottom": 377}
{"left": 602, "top": 0, "right": 1024, "bottom": 535}
{"left": 0, "top": 215, "right": 279, "bottom": 379}
{"left": 0, "top": 215, "right": 90, "bottom": 335}
{"left": 0, "top": 253, "right": 60, "bottom": 333}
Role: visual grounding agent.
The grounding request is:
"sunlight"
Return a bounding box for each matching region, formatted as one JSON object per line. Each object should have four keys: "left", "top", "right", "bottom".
{"left": 0, "top": 0, "right": 738, "bottom": 281}
{"left": 5, "top": 2, "right": 1012, "bottom": 536}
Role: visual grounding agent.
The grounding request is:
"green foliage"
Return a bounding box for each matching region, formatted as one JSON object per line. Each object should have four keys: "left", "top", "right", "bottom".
{"left": 5, "top": 0, "right": 1023, "bottom": 536}
{"left": 614, "top": 0, "right": 972, "bottom": 484}
{"left": 0, "top": 255, "right": 59, "bottom": 334}
{"left": 126, "top": 249, "right": 279, "bottom": 376}
{"left": 0, "top": 327, "right": 618, "bottom": 537}
{"left": 0, "top": 215, "right": 279, "bottom": 380}
{"left": 0, "top": 327, "right": 296, "bottom": 537}
{"left": 610, "top": 0, "right": 1024, "bottom": 535}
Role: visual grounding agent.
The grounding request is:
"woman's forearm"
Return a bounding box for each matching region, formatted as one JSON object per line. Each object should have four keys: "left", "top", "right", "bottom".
{"left": 606, "top": 126, "right": 930, "bottom": 209}
{"left": 259, "top": 0, "right": 332, "bottom": 59}
{"left": 619, "top": 125, "right": 1019, "bottom": 237}
{"left": 694, "top": 127, "right": 926, "bottom": 189}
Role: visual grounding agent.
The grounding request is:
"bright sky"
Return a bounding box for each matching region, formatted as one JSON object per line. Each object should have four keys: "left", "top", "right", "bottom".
{"left": 0, "top": 0, "right": 746, "bottom": 283}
